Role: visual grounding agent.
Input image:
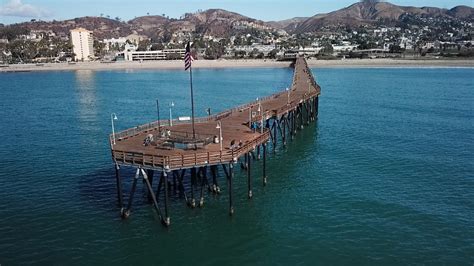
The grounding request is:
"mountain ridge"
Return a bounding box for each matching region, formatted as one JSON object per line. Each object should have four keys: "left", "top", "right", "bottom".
{"left": 293, "top": 2, "right": 473, "bottom": 33}
{"left": 4, "top": 2, "right": 473, "bottom": 39}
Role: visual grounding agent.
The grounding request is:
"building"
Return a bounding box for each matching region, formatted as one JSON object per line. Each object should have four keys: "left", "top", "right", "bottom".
{"left": 70, "top": 28, "right": 94, "bottom": 61}
{"left": 124, "top": 49, "right": 186, "bottom": 61}
{"left": 228, "top": 44, "right": 276, "bottom": 57}
{"left": 103, "top": 37, "right": 127, "bottom": 51}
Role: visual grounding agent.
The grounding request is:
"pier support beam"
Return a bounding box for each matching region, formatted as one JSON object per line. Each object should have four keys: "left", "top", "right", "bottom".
{"left": 146, "top": 169, "right": 154, "bottom": 203}
{"left": 263, "top": 143, "right": 267, "bottom": 186}
{"left": 223, "top": 163, "right": 234, "bottom": 216}
{"left": 142, "top": 168, "right": 167, "bottom": 226}
{"left": 229, "top": 163, "right": 234, "bottom": 215}
{"left": 163, "top": 170, "right": 170, "bottom": 226}
{"left": 293, "top": 109, "right": 297, "bottom": 135}
{"left": 177, "top": 169, "right": 189, "bottom": 205}
{"left": 190, "top": 168, "right": 197, "bottom": 208}
{"left": 308, "top": 100, "right": 312, "bottom": 124}
{"left": 122, "top": 168, "right": 140, "bottom": 219}
{"left": 247, "top": 152, "right": 252, "bottom": 199}
{"left": 314, "top": 97, "right": 319, "bottom": 119}
{"left": 114, "top": 164, "right": 123, "bottom": 210}
{"left": 210, "top": 165, "right": 220, "bottom": 194}
{"left": 273, "top": 119, "right": 277, "bottom": 151}
{"left": 299, "top": 106, "right": 304, "bottom": 129}
{"left": 199, "top": 167, "right": 207, "bottom": 207}
{"left": 288, "top": 111, "right": 294, "bottom": 139}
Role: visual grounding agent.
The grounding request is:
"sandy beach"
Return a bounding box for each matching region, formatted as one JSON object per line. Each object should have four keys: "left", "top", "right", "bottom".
{"left": 0, "top": 58, "right": 472, "bottom": 72}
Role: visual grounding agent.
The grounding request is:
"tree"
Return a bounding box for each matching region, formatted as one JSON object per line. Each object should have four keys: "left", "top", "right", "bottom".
{"left": 249, "top": 48, "right": 259, "bottom": 58}
{"left": 320, "top": 43, "right": 334, "bottom": 55}
{"left": 137, "top": 39, "right": 151, "bottom": 51}
{"left": 234, "top": 36, "right": 244, "bottom": 46}
{"left": 234, "top": 50, "right": 246, "bottom": 58}
{"left": 389, "top": 45, "right": 403, "bottom": 53}
{"left": 162, "top": 31, "right": 172, "bottom": 43}
{"left": 7, "top": 40, "right": 37, "bottom": 63}
{"left": 150, "top": 43, "right": 164, "bottom": 51}
{"left": 267, "top": 49, "right": 278, "bottom": 59}
{"left": 0, "top": 26, "right": 29, "bottom": 41}
{"left": 94, "top": 40, "right": 106, "bottom": 58}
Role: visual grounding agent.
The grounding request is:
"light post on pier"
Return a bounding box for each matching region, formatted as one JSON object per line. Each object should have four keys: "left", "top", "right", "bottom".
{"left": 257, "top": 98, "right": 262, "bottom": 115}
{"left": 169, "top": 101, "right": 174, "bottom": 126}
{"left": 286, "top": 87, "right": 290, "bottom": 105}
{"left": 248, "top": 105, "right": 252, "bottom": 130}
{"left": 111, "top": 113, "right": 118, "bottom": 145}
{"left": 156, "top": 99, "right": 161, "bottom": 134}
{"left": 216, "top": 121, "right": 223, "bottom": 151}
{"left": 257, "top": 99, "right": 263, "bottom": 134}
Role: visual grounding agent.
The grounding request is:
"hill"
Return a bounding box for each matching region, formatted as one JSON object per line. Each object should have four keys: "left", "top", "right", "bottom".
{"left": 7, "top": 9, "right": 273, "bottom": 40}
{"left": 293, "top": 1, "right": 473, "bottom": 33}
{"left": 15, "top": 16, "right": 133, "bottom": 39}
{"left": 267, "top": 17, "right": 309, "bottom": 32}
{"left": 183, "top": 9, "right": 269, "bottom": 37}
{"left": 4, "top": 3, "right": 473, "bottom": 39}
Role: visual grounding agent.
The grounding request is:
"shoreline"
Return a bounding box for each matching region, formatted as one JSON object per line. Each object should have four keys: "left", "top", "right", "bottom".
{"left": 1, "top": 58, "right": 473, "bottom": 73}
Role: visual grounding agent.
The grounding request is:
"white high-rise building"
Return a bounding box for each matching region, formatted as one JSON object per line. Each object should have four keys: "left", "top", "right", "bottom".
{"left": 70, "top": 28, "right": 94, "bottom": 61}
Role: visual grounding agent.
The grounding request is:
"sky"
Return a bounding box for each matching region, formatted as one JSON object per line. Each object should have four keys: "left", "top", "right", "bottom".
{"left": 0, "top": 0, "right": 473, "bottom": 25}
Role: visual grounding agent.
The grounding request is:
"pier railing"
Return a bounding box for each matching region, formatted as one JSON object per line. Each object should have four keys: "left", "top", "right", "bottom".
{"left": 110, "top": 86, "right": 320, "bottom": 146}
{"left": 112, "top": 130, "right": 270, "bottom": 169}
{"left": 110, "top": 89, "right": 289, "bottom": 144}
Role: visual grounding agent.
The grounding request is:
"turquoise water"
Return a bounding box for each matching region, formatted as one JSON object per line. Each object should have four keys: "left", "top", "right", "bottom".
{"left": 0, "top": 67, "right": 473, "bottom": 265}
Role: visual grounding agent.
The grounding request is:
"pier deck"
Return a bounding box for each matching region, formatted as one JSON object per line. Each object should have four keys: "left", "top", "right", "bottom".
{"left": 110, "top": 57, "right": 321, "bottom": 170}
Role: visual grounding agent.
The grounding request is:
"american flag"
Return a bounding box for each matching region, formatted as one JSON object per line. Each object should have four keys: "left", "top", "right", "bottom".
{"left": 184, "top": 42, "right": 194, "bottom": 71}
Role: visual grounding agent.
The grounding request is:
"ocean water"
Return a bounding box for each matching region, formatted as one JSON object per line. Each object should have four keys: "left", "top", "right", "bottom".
{"left": 0, "top": 66, "right": 472, "bottom": 265}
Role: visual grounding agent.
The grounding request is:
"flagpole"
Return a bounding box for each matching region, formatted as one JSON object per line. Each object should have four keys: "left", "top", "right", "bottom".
{"left": 190, "top": 64, "right": 196, "bottom": 140}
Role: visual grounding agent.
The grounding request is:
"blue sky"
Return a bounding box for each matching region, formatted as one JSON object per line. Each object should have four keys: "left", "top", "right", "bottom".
{"left": 1, "top": 0, "right": 473, "bottom": 24}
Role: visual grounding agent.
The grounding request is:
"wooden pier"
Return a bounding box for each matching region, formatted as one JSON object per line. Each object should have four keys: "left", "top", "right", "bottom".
{"left": 110, "top": 56, "right": 321, "bottom": 226}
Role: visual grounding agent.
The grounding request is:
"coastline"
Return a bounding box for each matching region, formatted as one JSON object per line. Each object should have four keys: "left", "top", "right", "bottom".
{"left": 0, "top": 58, "right": 473, "bottom": 73}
